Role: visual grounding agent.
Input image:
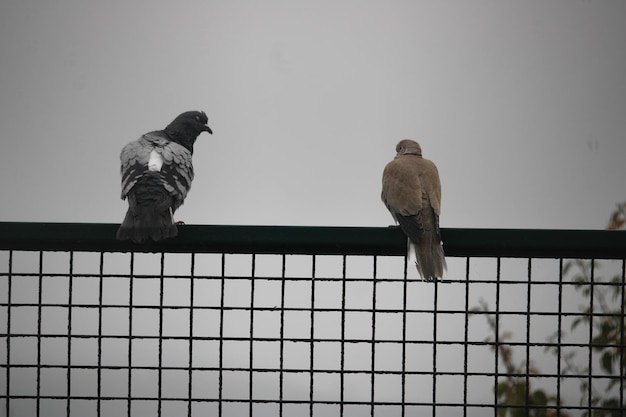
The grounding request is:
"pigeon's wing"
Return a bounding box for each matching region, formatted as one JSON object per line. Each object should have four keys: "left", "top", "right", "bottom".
{"left": 120, "top": 132, "right": 194, "bottom": 209}
{"left": 156, "top": 139, "right": 194, "bottom": 211}
{"left": 120, "top": 136, "right": 155, "bottom": 199}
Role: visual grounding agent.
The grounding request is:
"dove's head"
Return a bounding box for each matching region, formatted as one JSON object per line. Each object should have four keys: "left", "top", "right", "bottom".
{"left": 395, "top": 139, "right": 422, "bottom": 158}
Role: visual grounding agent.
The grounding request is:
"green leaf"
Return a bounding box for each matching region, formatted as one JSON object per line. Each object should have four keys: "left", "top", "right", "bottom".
{"left": 591, "top": 329, "right": 603, "bottom": 342}
{"left": 512, "top": 408, "right": 525, "bottom": 417}
{"left": 531, "top": 389, "right": 548, "bottom": 405}
{"left": 607, "top": 377, "right": 620, "bottom": 391}
{"left": 496, "top": 381, "right": 509, "bottom": 399}
{"left": 571, "top": 317, "right": 586, "bottom": 331}
{"left": 600, "top": 351, "right": 614, "bottom": 374}
{"left": 562, "top": 260, "right": 573, "bottom": 274}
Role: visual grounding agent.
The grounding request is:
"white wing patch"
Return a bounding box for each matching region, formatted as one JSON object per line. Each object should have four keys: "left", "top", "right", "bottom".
{"left": 148, "top": 150, "right": 163, "bottom": 171}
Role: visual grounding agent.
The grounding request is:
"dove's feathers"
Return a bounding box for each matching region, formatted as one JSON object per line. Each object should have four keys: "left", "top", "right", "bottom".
{"left": 381, "top": 139, "right": 446, "bottom": 281}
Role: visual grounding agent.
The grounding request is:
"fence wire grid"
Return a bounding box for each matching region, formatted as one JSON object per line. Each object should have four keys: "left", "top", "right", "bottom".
{"left": 0, "top": 223, "right": 624, "bottom": 417}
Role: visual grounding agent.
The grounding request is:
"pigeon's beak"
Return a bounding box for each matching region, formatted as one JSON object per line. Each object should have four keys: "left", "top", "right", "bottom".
{"left": 204, "top": 125, "right": 213, "bottom": 135}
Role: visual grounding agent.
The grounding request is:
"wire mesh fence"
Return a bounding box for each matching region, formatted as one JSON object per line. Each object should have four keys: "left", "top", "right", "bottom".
{"left": 0, "top": 223, "right": 624, "bottom": 417}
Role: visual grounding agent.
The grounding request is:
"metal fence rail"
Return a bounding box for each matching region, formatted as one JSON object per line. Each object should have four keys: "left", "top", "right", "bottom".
{"left": 0, "top": 223, "right": 624, "bottom": 417}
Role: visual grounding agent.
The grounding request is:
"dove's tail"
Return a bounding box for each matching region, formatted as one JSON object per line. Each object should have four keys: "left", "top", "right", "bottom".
{"left": 116, "top": 176, "right": 177, "bottom": 243}
{"left": 411, "top": 231, "right": 447, "bottom": 281}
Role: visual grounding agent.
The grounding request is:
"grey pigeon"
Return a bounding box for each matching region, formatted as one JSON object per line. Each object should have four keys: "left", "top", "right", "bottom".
{"left": 381, "top": 139, "right": 446, "bottom": 280}
{"left": 116, "top": 111, "right": 213, "bottom": 243}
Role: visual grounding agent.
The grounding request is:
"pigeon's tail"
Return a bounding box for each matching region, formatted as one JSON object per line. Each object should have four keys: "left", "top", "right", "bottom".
{"left": 410, "top": 231, "right": 447, "bottom": 281}
{"left": 116, "top": 175, "right": 177, "bottom": 243}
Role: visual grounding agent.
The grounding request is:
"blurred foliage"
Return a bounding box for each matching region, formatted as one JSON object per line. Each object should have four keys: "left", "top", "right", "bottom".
{"left": 550, "top": 203, "right": 626, "bottom": 416}
{"left": 547, "top": 255, "right": 625, "bottom": 417}
{"left": 472, "top": 300, "right": 568, "bottom": 417}
{"left": 570, "top": 201, "right": 625, "bottom": 416}
{"left": 471, "top": 202, "right": 625, "bottom": 417}
{"left": 606, "top": 202, "right": 626, "bottom": 230}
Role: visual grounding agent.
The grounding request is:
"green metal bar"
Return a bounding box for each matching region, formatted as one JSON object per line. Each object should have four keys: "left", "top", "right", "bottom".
{"left": 445, "top": 228, "right": 626, "bottom": 259}
{"left": 0, "top": 222, "right": 624, "bottom": 258}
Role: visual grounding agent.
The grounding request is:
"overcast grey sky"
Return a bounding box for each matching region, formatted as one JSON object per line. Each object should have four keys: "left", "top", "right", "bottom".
{"left": 2, "top": 3, "right": 625, "bottom": 415}
{"left": 1, "top": 0, "right": 625, "bottom": 229}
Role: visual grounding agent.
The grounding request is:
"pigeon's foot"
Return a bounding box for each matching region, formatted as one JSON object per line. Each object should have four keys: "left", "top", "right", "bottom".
{"left": 175, "top": 221, "right": 185, "bottom": 225}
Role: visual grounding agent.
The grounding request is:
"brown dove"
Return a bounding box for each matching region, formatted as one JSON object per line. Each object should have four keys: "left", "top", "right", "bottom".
{"left": 381, "top": 139, "right": 446, "bottom": 280}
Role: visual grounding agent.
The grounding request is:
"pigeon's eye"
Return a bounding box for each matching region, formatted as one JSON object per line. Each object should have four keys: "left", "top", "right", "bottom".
{"left": 195, "top": 116, "right": 200, "bottom": 121}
